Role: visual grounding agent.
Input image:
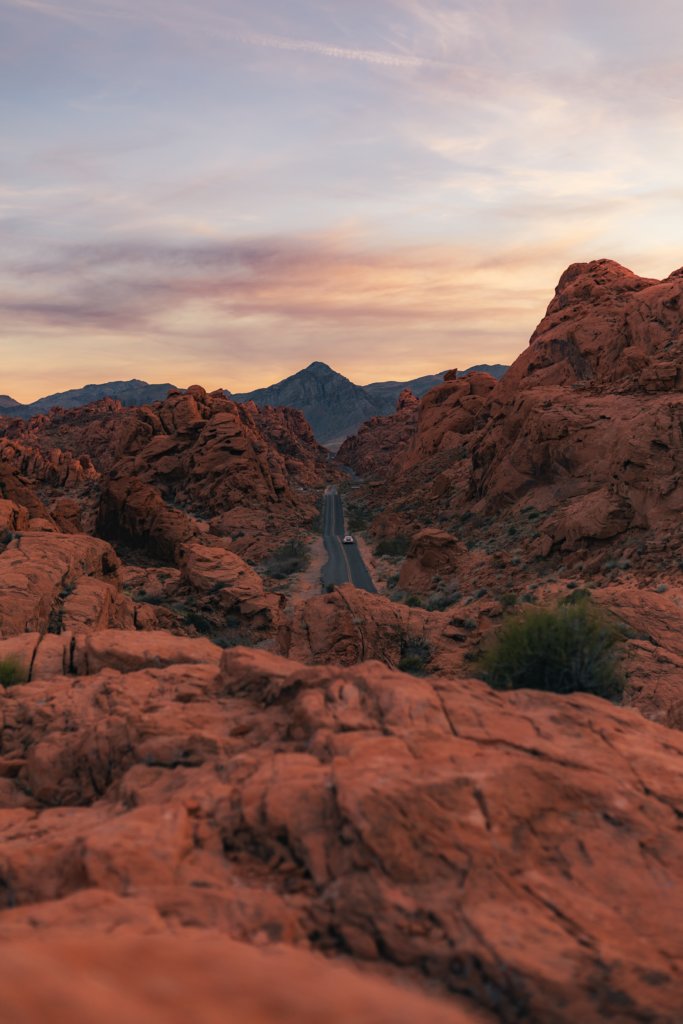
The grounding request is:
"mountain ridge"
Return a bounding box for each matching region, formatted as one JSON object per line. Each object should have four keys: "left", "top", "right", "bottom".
{"left": 234, "top": 361, "right": 509, "bottom": 447}
{"left": 1, "top": 363, "right": 509, "bottom": 445}
{"left": 0, "top": 379, "right": 178, "bottom": 419}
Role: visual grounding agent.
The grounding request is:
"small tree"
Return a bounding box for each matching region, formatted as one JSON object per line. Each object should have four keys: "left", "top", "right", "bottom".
{"left": 477, "top": 599, "right": 624, "bottom": 698}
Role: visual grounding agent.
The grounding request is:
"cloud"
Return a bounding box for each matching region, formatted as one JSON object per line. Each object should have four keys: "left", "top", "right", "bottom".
{"left": 4, "top": 0, "right": 435, "bottom": 69}
{"left": 234, "top": 30, "right": 429, "bottom": 68}
{"left": 0, "top": 228, "right": 618, "bottom": 401}
{"left": 1, "top": 231, "right": 567, "bottom": 328}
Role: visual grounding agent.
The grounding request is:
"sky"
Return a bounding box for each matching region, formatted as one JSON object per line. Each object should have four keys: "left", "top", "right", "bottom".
{"left": 2, "top": 0, "right": 683, "bottom": 402}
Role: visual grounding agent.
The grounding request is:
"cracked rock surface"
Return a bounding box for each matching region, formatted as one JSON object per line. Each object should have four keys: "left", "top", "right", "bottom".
{"left": 0, "top": 639, "right": 680, "bottom": 1023}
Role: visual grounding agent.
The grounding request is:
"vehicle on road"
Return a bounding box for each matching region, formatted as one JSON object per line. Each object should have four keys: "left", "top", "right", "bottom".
{"left": 342, "top": 534, "right": 355, "bottom": 544}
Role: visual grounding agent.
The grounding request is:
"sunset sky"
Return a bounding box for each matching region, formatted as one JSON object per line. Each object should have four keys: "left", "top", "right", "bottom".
{"left": 2, "top": 0, "right": 682, "bottom": 402}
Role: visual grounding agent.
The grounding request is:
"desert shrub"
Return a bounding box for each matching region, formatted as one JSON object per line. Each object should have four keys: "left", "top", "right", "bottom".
{"left": 405, "top": 594, "right": 423, "bottom": 608}
{"left": 264, "top": 538, "right": 309, "bottom": 579}
{"left": 0, "top": 529, "right": 15, "bottom": 555}
{"left": 185, "top": 611, "right": 212, "bottom": 634}
{"left": 426, "top": 587, "right": 461, "bottom": 612}
{"left": 477, "top": 600, "right": 624, "bottom": 698}
{"left": 561, "top": 587, "right": 591, "bottom": 606}
{"left": 0, "top": 657, "right": 26, "bottom": 687}
{"left": 374, "top": 535, "right": 411, "bottom": 558}
{"left": 398, "top": 638, "right": 432, "bottom": 675}
{"left": 138, "top": 592, "right": 166, "bottom": 606}
{"left": 500, "top": 592, "right": 517, "bottom": 611}
{"left": 347, "top": 504, "right": 371, "bottom": 532}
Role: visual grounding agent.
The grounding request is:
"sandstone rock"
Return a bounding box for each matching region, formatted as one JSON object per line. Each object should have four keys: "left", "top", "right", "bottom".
{"left": 71, "top": 629, "right": 222, "bottom": 676}
{"left": 287, "top": 584, "right": 474, "bottom": 676}
{"left": 0, "top": 532, "right": 126, "bottom": 638}
{"left": 181, "top": 541, "right": 282, "bottom": 627}
{"left": 0, "top": 649, "right": 679, "bottom": 1020}
{"left": 0, "top": 931, "right": 483, "bottom": 1024}
{"left": 337, "top": 261, "right": 683, "bottom": 653}
{"left": 0, "top": 499, "right": 28, "bottom": 532}
{"left": 398, "top": 529, "right": 467, "bottom": 592}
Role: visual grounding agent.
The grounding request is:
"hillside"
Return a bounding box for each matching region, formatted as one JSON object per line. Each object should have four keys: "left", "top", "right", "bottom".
{"left": 234, "top": 361, "right": 509, "bottom": 447}
{"left": 1, "top": 379, "right": 177, "bottom": 419}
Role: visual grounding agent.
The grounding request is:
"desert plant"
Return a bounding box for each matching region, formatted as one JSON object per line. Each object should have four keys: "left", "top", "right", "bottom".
{"left": 477, "top": 599, "right": 624, "bottom": 698}
{"left": 347, "top": 504, "right": 371, "bottom": 532}
{"left": 426, "top": 586, "right": 461, "bottom": 612}
{"left": 264, "top": 538, "right": 309, "bottom": 579}
{"left": 398, "top": 638, "right": 432, "bottom": 675}
{"left": 374, "top": 535, "right": 411, "bottom": 558}
{"left": 0, "top": 656, "right": 26, "bottom": 687}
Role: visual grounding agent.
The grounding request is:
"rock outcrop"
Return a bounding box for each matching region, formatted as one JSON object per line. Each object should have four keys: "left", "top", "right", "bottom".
{"left": 0, "top": 643, "right": 679, "bottom": 1022}
{"left": 0, "top": 932, "right": 483, "bottom": 1024}
{"left": 0, "top": 531, "right": 134, "bottom": 638}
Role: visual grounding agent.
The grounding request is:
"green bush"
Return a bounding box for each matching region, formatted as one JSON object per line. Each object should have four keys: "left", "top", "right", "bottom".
{"left": 374, "top": 535, "right": 411, "bottom": 558}
{"left": 398, "top": 638, "right": 432, "bottom": 676}
{"left": 264, "top": 538, "right": 310, "bottom": 579}
{"left": 0, "top": 657, "right": 26, "bottom": 687}
{"left": 477, "top": 600, "right": 624, "bottom": 698}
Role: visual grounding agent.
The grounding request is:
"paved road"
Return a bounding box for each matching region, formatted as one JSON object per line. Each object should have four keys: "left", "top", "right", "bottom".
{"left": 321, "top": 486, "right": 376, "bottom": 593}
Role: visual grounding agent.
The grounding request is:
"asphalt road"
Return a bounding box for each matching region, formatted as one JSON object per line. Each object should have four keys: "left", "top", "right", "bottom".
{"left": 321, "top": 486, "right": 377, "bottom": 593}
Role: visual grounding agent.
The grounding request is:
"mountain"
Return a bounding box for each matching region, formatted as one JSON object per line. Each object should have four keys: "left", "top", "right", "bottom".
{"left": 234, "top": 361, "right": 509, "bottom": 448}
{"left": 364, "top": 364, "right": 508, "bottom": 409}
{"left": 233, "top": 362, "right": 378, "bottom": 448}
{"left": 0, "top": 379, "right": 178, "bottom": 419}
{"left": 0, "top": 395, "right": 21, "bottom": 415}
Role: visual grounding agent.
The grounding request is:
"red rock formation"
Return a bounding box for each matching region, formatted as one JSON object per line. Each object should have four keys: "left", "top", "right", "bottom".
{"left": 0, "top": 643, "right": 679, "bottom": 1021}
{"left": 337, "top": 390, "right": 420, "bottom": 478}
{"left": 0, "top": 385, "right": 339, "bottom": 644}
{"left": 5, "top": 387, "right": 334, "bottom": 562}
{"left": 0, "top": 932, "right": 483, "bottom": 1024}
{"left": 340, "top": 261, "right": 683, "bottom": 593}
{"left": 95, "top": 387, "right": 330, "bottom": 563}
{"left": 0, "top": 531, "right": 134, "bottom": 638}
{"left": 284, "top": 583, "right": 468, "bottom": 673}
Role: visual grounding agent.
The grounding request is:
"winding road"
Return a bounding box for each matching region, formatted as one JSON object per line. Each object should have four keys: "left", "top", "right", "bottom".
{"left": 321, "top": 486, "right": 376, "bottom": 593}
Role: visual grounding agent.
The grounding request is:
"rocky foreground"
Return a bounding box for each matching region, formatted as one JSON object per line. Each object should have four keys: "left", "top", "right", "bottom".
{"left": 0, "top": 636, "right": 680, "bottom": 1022}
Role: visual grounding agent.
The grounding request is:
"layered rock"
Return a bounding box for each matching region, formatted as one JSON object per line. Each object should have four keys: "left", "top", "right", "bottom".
{"left": 339, "top": 260, "right": 683, "bottom": 600}
{"left": 95, "top": 386, "right": 330, "bottom": 563}
{"left": 337, "top": 389, "right": 421, "bottom": 477}
{"left": 0, "top": 932, "right": 483, "bottom": 1024}
{"left": 0, "top": 643, "right": 679, "bottom": 1021}
{"left": 284, "top": 583, "right": 469, "bottom": 674}
{"left": 0, "top": 531, "right": 134, "bottom": 638}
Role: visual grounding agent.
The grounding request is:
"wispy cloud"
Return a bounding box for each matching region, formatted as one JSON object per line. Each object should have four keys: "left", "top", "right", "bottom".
{"left": 3, "top": 0, "right": 435, "bottom": 69}
{"left": 3, "top": 226, "right": 679, "bottom": 401}
{"left": 235, "top": 30, "right": 429, "bottom": 68}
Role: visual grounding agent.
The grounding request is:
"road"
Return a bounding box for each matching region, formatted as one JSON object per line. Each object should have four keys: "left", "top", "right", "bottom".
{"left": 321, "top": 486, "right": 377, "bottom": 593}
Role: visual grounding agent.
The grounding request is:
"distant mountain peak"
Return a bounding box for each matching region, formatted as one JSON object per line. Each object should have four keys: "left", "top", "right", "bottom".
{"left": 0, "top": 380, "right": 179, "bottom": 420}
{"left": 303, "top": 361, "right": 336, "bottom": 374}
{"left": 235, "top": 362, "right": 508, "bottom": 447}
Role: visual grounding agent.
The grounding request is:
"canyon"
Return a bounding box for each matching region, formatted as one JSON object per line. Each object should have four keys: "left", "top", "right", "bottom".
{"left": 0, "top": 259, "right": 681, "bottom": 1022}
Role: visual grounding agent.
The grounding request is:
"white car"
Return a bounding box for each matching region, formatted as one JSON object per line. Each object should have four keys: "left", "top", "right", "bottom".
{"left": 342, "top": 534, "right": 355, "bottom": 544}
